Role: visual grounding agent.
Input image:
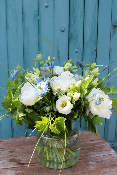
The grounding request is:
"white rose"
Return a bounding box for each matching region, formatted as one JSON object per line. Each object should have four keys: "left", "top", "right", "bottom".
{"left": 73, "top": 92, "right": 80, "bottom": 101}
{"left": 56, "top": 95, "right": 73, "bottom": 115}
{"left": 61, "top": 71, "right": 74, "bottom": 78}
{"left": 86, "top": 88, "right": 112, "bottom": 119}
{"left": 19, "top": 82, "right": 38, "bottom": 106}
{"left": 53, "top": 66, "right": 63, "bottom": 75}
{"left": 50, "top": 72, "right": 75, "bottom": 93}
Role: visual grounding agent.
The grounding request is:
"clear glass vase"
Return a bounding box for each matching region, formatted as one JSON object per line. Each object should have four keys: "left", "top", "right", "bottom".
{"left": 36, "top": 120, "right": 81, "bottom": 169}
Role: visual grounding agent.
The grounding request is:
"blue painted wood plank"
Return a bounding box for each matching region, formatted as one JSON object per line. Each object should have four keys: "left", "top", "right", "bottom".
{"left": 69, "top": 0, "right": 84, "bottom": 63}
{"left": 23, "top": 0, "right": 39, "bottom": 70}
{"left": 0, "top": 0, "right": 117, "bottom": 143}
{"left": 0, "top": 1, "right": 12, "bottom": 139}
{"left": 38, "top": 0, "right": 54, "bottom": 62}
{"left": 106, "top": 0, "right": 117, "bottom": 142}
{"left": 6, "top": 0, "right": 26, "bottom": 137}
{"left": 96, "top": 0, "right": 112, "bottom": 139}
{"left": 81, "top": 0, "right": 98, "bottom": 131}
{"left": 22, "top": 0, "right": 39, "bottom": 137}
{"left": 39, "top": 0, "right": 69, "bottom": 66}
{"left": 83, "top": 0, "right": 98, "bottom": 63}
{"left": 53, "top": 0, "right": 69, "bottom": 65}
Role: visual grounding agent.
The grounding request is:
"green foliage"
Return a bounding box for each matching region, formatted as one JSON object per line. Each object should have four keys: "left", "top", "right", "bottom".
{"left": 1, "top": 90, "right": 13, "bottom": 110}
{"left": 85, "top": 75, "right": 94, "bottom": 89}
{"left": 85, "top": 115, "right": 102, "bottom": 135}
{"left": 50, "top": 117, "right": 66, "bottom": 135}
{"left": 35, "top": 117, "right": 49, "bottom": 132}
{"left": 1, "top": 52, "right": 117, "bottom": 140}
{"left": 111, "top": 98, "right": 117, "bottom": 114}
{"left": 110, "top": 86, "right": 117, "bottom": 95}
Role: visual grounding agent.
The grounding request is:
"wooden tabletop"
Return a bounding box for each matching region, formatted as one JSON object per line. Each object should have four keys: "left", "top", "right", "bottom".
{"left": 0, "top": 131, "right": 117, "bottom": 175}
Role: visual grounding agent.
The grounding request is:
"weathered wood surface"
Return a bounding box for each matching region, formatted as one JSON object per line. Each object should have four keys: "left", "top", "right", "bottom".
{"left": 0, "top": 131, "right": 117, "bottom": 175}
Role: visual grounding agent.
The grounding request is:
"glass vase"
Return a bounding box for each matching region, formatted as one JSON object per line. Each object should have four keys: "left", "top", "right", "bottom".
{"left": 36, "top": 120, "right": 81, "bottom": 169}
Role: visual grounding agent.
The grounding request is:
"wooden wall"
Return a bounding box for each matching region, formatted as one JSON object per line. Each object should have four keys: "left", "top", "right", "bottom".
{"left": 0, "top": 0, "right": 117, "bottom": 149}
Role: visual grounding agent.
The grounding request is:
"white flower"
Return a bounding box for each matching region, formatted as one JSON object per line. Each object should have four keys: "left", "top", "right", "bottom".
{"left": 64, "top": 63, "right": 72, "bottom": 70}
{"left": 19, "top": 82, "right": 38, "bottom": 106}
{"left": 61, "top": 71, "right": 74, "bottom": 78}
{"left": 56, "top": 95, "right": 73, "bottom": 115}
{"left": 53, "top": 66, "right": 63, "bottom": 75}
{"left": 31, "top": 74, "right": 39, "bottom": 83}
{"left": 76, "top": 80, "right": 82, "bottom": 88}
{"left": 86, "top": 88, "right": 112, "bottom": 119}
{"left": 36, "top": 53, "right": 42, "bottom": 60}
{"left": 92, "top": 78, "right": 98, "bottom": 85}
{"left": 85, "top": 76, "right": 89, "bottom": 81}
{"left": 25, "top": 72, "right": 40, "bottom": 84}
{"left": 50, "top": 71, "right": 75, "bottom": 93}
{"left": 91, "top": 67, "right": 100, "bottom": 76}
{"left": 73, "top": 92, "right": 80, "bottom": 101}
{"left": 35, "top": 80, "right": 48, "bottom": 96}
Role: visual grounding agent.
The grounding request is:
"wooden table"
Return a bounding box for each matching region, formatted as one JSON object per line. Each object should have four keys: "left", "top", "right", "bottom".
{"left": 0, "top": 131, "right": 117, "bottom": 175}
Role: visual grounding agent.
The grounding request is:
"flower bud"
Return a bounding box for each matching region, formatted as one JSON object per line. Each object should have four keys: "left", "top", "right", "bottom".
{"left": 76, "top": 80, "right": 81, "bottom": 88}
{"left": 73, "top": 92, "right": 80, "bottom": 101}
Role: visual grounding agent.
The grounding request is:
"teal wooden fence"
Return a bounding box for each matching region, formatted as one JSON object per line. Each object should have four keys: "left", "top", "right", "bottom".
{"left": 0, "top": 0, "right": 117, "bottom": 150}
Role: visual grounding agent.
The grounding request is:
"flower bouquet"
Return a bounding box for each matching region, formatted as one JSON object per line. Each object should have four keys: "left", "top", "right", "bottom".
{"left": 1, "top": 53, "right": 117, "bottom": 169}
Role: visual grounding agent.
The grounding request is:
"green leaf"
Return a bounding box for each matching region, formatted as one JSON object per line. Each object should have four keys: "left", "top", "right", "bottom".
{"left": 1, "top": 91, "right": 13, "bottom": 109}
{"left": 92, "top": 115, "right": 102, "bottom": 126}
{"left": 12, "top": 98, "right": 22, "bottom": 109}
{"left": 13, "top": 92, "right": 20, "bottom": 99}
{"left": 111, "top": 98, "right": 117, "bottom": 114}
{"left": 96, "top": 79, "right": 104, "bottom": 89}
{"left": 102, "top": 86, "right": 110, "bottom": 94}
{"left": 85, "top": 115, "right": 102, "bottom": 135}
{"left": 103, "top": 86, "right": 117, "bottom": 95}
{"left": 85, "top": 75, "right": 94, "bottom": 89}
{"left": 10, "top": 111, "right": 26, "bottom": 126}
{"left": 25, "top": 108, "right": 34, "bottom": 113}
{"left": 74, "top": 110, "right": 78, "bottom": 119}
{"left": 110, "top": 86, "right": 117, "bottom": 95}
{"left": 50, "top": 117, "right": 66, "bottom": 135}
{"left": 6, "top": 79, "right": 12, "bottom": 88}
{"left": 35, "top": 117, "right": 49, "bottom": 132}
{"left": 52, "top": 96, "right": 57, "bottom": 111}
{"left": 89, "top": 115, "right": 95, "bottom": 119}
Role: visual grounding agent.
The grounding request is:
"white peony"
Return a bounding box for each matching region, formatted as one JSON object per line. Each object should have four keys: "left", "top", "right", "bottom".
{"left": 50, "top": 71, "right": 75, "bottom": 93}
{"left": 19, "top": 82, "right": 38, "bottom": 106}
{"left": 53, "top": 66, "right": 63, "bottom": 75}
{"left": 56, "top": 95, "right": 73, "bottom": 115}
{"left": 86, "top": 88, "right": 112, "bottom": 119}
{"left": 61, "top": 71, "right": 74, "bottom": 78}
